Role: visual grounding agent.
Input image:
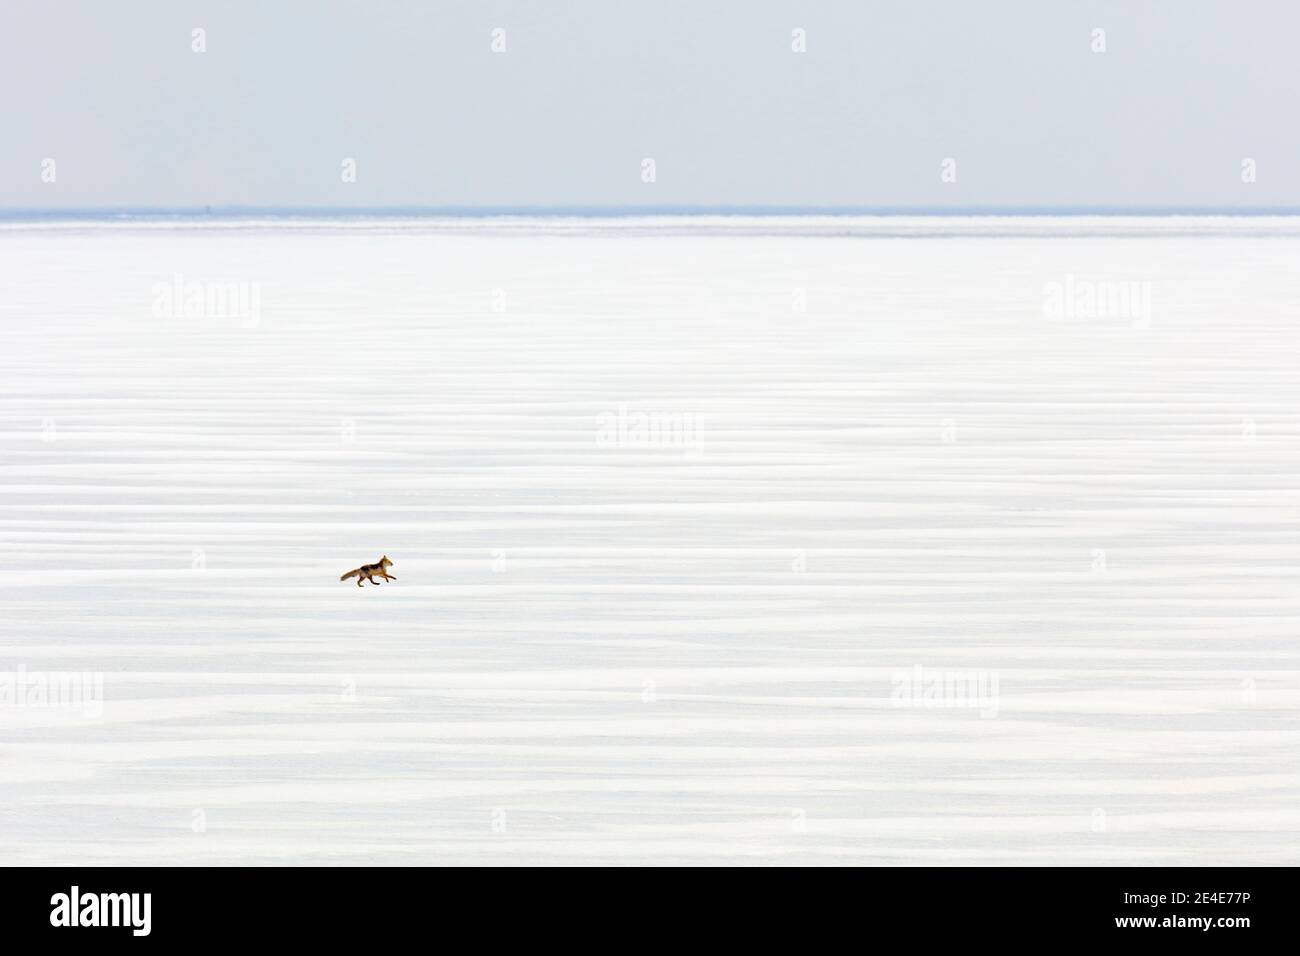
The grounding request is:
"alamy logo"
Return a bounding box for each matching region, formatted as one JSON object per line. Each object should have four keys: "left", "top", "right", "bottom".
{"left": 151, "top": 273, "right": 262, "bottom": 327}
{"left": 890, "top": 665, "right": 1000, "bottom": 718}
{"left": 596, "top": 404, "right": 704, "bottom": 454}
{"left": 1, "top": 665, "right": 103, "bottom": 718}
{"left": 1042, "top": 274, "right": 1152, "bottom": 327}
{"left": 50, "top": 886, "right": 151, "bottom": 936}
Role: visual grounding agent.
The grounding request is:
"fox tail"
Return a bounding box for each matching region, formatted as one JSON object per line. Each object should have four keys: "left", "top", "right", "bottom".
{"left": 340, "top": 569, "right": 360, "bottom": 581}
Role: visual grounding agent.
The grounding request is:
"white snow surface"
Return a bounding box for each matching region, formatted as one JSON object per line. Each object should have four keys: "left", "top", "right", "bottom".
{"left": 2, "top": 216, "right": 1299, "bottom": 865}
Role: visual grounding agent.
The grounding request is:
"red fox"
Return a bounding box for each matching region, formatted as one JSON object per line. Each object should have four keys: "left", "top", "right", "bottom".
{"left": 340, "top": 555, "right": 395, "bottom": 587}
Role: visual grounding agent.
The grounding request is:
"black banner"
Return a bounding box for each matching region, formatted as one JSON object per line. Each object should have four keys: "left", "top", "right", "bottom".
{"left": 0, "top": 867, "right": 1287, "bottom": 944}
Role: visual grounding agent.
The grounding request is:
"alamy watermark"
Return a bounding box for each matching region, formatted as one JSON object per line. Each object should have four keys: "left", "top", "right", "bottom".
{"left": 151, "top": 273, "right": 262, "bottom": 328}
{"left": 890, "top": 665, "right": 1000, "bottom": 718}
{"left": 1042, "top": 274, "right": 1152, "bottom": 328}
{"left": 1, "top": 664, "right": 104, "bottom": 718}
{"left": 596, "top": 404, "right": 704, "bottom": 455}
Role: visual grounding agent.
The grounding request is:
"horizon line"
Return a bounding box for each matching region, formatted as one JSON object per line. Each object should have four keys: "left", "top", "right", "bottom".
{"left": 5, "top": 205, "right": 1300, "bottom": 220}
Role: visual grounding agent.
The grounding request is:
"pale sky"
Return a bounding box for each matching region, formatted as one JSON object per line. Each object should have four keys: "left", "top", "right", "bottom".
{"left": 2, "top": 0, "right": 1296, "bottom": 211}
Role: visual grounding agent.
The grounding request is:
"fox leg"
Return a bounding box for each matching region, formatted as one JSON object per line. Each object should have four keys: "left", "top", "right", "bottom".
{"left": 368, "top": 574, "right": 381, "bottom": 585}
{"left": 356, "top": 575, "right": 364, "bottom": 587}
{"left": 381, "top": 572, "right": 395, "bottom": 580}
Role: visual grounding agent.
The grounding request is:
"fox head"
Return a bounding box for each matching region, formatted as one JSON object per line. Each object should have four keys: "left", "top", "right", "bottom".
{"left": 380, "top": 555, "right": 392, "bottom": 568}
